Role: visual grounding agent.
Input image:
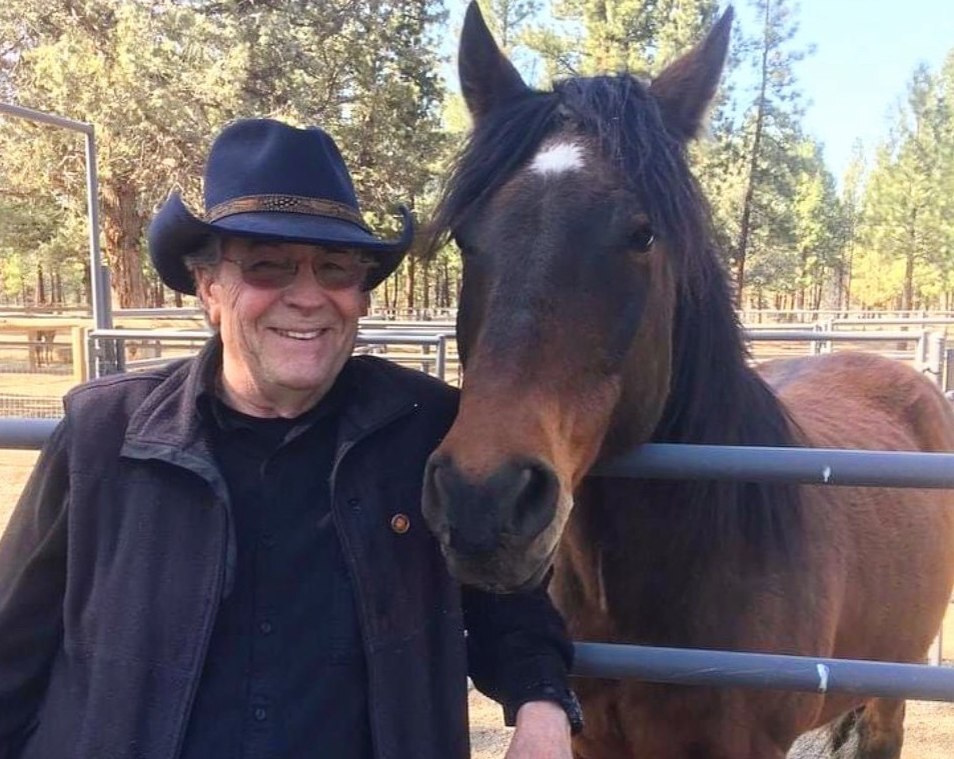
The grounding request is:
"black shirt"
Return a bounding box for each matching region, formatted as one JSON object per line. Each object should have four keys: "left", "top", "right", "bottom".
{"left": 180, "top": 371, "right": 372, "bottom": 759}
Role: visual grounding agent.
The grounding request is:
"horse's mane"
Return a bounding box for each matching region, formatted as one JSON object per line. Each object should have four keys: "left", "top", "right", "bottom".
{"left": 432, "top": 74, "right": 802, "bottom": 561}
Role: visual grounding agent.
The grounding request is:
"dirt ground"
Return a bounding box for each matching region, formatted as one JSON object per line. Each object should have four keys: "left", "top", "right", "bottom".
{"left": 2, "top": 451, "right": 954, "bottom": 757}
{"left": 467, "top": 687, "right": 954, "bottom": 758}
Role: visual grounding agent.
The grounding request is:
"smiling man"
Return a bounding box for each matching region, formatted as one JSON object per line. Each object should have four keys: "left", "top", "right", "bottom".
{"left": 0, "top": 119, "right": 579, "bottom": 759}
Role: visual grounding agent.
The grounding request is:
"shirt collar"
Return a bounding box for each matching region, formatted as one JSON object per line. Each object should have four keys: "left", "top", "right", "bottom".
{"left": 197, "top": 353, "right": 354, "bottom": 437}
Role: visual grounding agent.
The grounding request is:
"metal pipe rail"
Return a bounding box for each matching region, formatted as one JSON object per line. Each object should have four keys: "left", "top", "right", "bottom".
{"left": 4, "top": 421, "right": 954, "bottom": 697}
{"left": 592, "top": 443, "right": 954, "bottom": 488}
{"left": 88, "top": 328, "right": 454, "bottom": 346}
{"left": 835, "top": 317, "right": 954, "bottom": 328}
{"left": 114, "top": 308, "right": 205, "bottom": 319}
{"left": 0, "top": 103, "right": 110, "bottom": 333}
{"left": 85, "top": 329, "right": 455, "bottom": 379}
{"left": 0, "top": 418, "right": 59, "bottom": 449}
{"left": 9, "top": 421, "right": 954, "bottom": 486}
{"left": 90, "top": 325, "right": 930, "bottom": 343}
{"left": 741, "top": 330, "right": 926, "bottom": 342}
{"left": 572, "top": 643, "right": 954, "bottom": 701}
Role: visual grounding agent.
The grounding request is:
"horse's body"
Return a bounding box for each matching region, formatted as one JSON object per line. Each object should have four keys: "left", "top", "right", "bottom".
{"left": 561, "top": 351, "right": 954, "bottom": 757}
{"left": 421, "top": 5, "right": 954, "bottom": 757}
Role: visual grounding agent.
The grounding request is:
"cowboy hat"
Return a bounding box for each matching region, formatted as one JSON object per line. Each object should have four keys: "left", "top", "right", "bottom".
{"left": 147, "top": 118, "right": 412, "bottom": 294}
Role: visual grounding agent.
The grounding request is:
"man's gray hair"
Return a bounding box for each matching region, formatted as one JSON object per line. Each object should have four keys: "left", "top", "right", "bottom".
{"left": 183, "top": 235, "right": 223, "bottom": 330}
{"left": 183, "top": 235, "right": 223, "bottom": 274}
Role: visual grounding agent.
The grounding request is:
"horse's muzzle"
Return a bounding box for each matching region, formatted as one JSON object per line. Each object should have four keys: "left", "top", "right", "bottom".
{"left": 422, "top": 453, "right": 560, "bottom": 589}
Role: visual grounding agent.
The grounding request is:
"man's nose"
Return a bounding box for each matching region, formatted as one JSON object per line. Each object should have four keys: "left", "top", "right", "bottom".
{"left": 283, "top": 261, "right": 330, "bottom": 304}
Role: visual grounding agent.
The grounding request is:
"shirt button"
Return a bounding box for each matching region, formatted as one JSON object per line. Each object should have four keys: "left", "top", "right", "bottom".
{"left": 347, "top": 497, "right": 360, "bottom": 507}
{"left": 261, "top": 533, "right": 275, "bottom": 548}
{"left": 390, "top": 513, "right": 410, "bottom": 534}
{"left": 254, "top": 707, "right": 267, "bottom": 722}
{"left": 259, "top": 620, "right": 273, "bottom": 635}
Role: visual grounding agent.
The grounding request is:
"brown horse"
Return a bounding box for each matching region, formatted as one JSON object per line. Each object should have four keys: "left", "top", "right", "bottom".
{"left": 420, "top": 4, "right": 954, "bottom": 758}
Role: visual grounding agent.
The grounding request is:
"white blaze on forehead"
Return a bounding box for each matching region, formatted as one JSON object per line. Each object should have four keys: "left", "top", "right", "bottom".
{"left": 529, "top": 141, "right": 586, "bottom": 176}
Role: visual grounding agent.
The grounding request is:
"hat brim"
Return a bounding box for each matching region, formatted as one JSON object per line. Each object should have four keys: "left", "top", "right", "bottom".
{"left": 147, "top": 192, "right": 412, "bottom": 295}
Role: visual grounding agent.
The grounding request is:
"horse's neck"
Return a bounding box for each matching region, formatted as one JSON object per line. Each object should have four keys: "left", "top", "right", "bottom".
{"left": 554, "top": 478, "right": 742, "bottom": 644}
{"left": 560, "top": 295, "right": 801, "bottom": 639}
{"left": 654, "top": 282, "right": 788, "bottom": 447}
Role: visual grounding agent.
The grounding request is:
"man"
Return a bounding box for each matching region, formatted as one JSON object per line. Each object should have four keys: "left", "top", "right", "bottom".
{"left": 0, "top": 119, "right": 580, "bottom": 758}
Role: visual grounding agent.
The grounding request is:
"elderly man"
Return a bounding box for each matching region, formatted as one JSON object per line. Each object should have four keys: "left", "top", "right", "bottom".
{"left": 0, "top": 119, "right": 580, "bottom": 759}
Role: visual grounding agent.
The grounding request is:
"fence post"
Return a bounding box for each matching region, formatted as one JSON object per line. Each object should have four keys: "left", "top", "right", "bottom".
{"left": 70, "top": 325, "right": 88, "bottom": 385}
{"left": 821, "top": 319, "right": 834, "bottom": 354}
{"left": 421, "top": 341, "right": 431, "bottom": 375}
{"left": 436, "top": 335, "right": 447, "bottom": 381}
{"left": 924, "top": 332, "right": 946, "bottom": 387}
{"left": 90, "top": 332, "right": 125, "bottom": 377}
{"left": 811, "top": 323, "right": 824, "bottom": 355}
{"left": 945, "top": 348, "right": 954, "bottom": 393}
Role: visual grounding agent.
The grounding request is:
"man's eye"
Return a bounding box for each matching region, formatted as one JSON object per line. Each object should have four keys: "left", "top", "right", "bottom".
{"left": 248, "top": 260, "right": 293, "bottom": 273}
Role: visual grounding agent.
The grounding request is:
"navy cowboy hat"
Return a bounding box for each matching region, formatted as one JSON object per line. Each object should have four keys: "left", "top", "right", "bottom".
{"left": 147, "top": 118, "right": 413, "bottom": 294}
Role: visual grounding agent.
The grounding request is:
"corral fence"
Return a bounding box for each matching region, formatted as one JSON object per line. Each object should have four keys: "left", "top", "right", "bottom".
{"left": 2, "top": 323, "right": 952, "bottom": 423}
{"left": 5, "top": 425, "right": 954, "bottom": 702}
{"left": 5, "top": 103, "right": 954, "bottom": 703}
{"left": 82, "top": 323, "right": 949, "bottom": 386}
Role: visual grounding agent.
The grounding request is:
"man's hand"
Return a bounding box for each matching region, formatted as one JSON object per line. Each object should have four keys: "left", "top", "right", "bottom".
{"left": 504, "top": 700, "right": 573, "bottom": 759}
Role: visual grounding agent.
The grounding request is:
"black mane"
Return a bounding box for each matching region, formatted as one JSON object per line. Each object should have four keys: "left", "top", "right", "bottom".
{"left": 433, "top": 74, "right": 802, "bottom": 560}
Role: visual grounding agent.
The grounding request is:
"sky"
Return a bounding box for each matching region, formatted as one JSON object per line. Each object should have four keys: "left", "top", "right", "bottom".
{"left": 777, "top": 0, "right": 953, "bottom": 179}
{"left": 443, "top": 0, "right": 954, "bottom": 182}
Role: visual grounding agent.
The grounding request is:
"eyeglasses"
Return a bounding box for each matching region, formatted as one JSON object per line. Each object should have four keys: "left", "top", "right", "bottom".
{"left": 220, "top": 250, "right": 378, "bottom": 291}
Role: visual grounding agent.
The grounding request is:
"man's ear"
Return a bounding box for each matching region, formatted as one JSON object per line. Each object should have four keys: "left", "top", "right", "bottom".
{"left": 194, "top": 267, "right": 221, "bottom": 329}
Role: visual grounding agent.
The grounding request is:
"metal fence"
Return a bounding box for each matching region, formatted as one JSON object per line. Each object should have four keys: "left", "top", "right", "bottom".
{"left": 76, "top": 326, "right": 944, "bottom": 388}
{"left": 3, "top": 420, "right": 954, "bottom": 700}
{"left": 2, "top": 313, "right": 948, "bottom": 399}
{"left": 82, "top": 328, "right": 460, "bottom": 385}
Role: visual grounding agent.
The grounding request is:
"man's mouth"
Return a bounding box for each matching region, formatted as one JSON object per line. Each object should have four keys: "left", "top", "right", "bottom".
{"left": 272, "top": 328, "right": 328, "bottom": 340}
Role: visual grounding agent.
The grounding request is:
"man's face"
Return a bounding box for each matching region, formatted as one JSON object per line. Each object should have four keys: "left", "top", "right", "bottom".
{"left": 195, "top": 237, "right": 371, "bottom": 415}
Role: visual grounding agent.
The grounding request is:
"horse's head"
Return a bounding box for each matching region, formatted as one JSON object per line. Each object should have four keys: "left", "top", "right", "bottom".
{"left": 422, "top": 2, "right": 733, "bottom": 591}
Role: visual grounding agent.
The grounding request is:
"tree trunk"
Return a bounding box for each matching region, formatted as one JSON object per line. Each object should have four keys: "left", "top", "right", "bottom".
{"left": 392, "top": 269, "right": 402, "bottom": 314}
{"left": 406, "top": 256, "right": 416, "bottom": 310}
{"left": 903, "top": 252, "right": 914, "bottom": 312}
{"left": 82, "top": 261, "right": 92, "bottom": 309}
{"left": 101, "top": 178, "right": 148, "bottom": 308}
{"left": 735, "top": 0, "right": 772, "bottom": 301}
{"left": 422, "top": 257, "right": 431, "bottom": 310}
{"left": 36, "top": 262, "right": 46, "bottom": 305}
{"left": 902, "top": 207, "right": 917, "bottom": 312}
{"left": 440, "top": 259, "right": 450, "bottom": 308}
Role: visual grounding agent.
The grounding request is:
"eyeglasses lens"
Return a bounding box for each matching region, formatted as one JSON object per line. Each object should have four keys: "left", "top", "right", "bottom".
{"left": 225, "top": 253, "right": 372, "bottom": 290}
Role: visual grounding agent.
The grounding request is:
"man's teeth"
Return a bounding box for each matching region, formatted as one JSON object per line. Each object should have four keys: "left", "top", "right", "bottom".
{"left": 276, "top": 328, "right": 324, "bottom": 340}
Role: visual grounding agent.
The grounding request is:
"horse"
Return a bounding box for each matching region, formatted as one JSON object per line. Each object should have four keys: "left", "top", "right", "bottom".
{"left": 420, "top": 4, "right": 954, "bottom": 757}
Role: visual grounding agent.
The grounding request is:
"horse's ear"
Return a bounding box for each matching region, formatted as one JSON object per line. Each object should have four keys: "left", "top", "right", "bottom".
{"left": 648, "top": 6, "right": 733, "bottom": 141}
{"left": 459, "top": 1, "right": 529, "bottom": 121}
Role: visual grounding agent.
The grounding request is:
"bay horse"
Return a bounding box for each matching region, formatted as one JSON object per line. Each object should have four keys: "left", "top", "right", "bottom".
{"left": 420, "top": 4, "right": 954, "bottom": 758}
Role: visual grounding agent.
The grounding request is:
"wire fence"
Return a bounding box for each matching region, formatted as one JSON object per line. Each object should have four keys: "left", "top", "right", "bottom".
{"left": 0, "top": 395, "right": 63, "bottom": 418}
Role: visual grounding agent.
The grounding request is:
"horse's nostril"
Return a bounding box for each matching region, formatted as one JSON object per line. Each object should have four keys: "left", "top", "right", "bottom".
{"left": 505, "top": 462, "right": 559, "bottom": 540}
{"left": 423, "top": 456, "right": 559, "bottom": 555}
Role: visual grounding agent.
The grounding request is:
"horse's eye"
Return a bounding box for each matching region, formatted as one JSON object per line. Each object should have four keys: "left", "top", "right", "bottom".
{"left": 630, "top": 226, "right": 655, "bottom": 253}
